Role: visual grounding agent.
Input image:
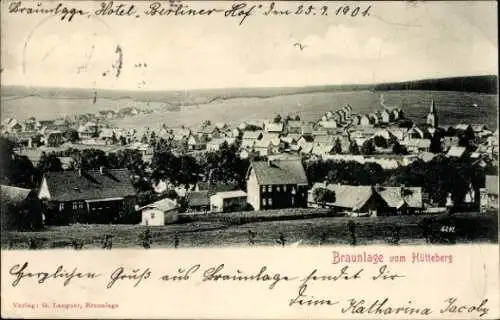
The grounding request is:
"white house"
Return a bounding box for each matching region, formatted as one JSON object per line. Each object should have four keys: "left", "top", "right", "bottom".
{"left": 138, "top": 198, "right": 179, "bottom": 226}
{"left": 210, "top": 190, "right": 248, "bottom": 213}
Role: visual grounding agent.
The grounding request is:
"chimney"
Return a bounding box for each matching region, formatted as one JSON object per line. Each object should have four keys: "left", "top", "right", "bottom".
{"left": 99, "top": 166, "right": 104, "bottom": 175}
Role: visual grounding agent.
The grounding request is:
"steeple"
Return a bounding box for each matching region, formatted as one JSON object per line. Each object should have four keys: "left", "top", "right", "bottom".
{"left": 426, "top": 99, "right": 438, "bottom": 128}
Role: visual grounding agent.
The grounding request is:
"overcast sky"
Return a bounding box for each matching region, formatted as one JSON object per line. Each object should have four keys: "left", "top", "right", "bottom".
{"left": 1, "top": 1, "right": 497, "bottom": 90}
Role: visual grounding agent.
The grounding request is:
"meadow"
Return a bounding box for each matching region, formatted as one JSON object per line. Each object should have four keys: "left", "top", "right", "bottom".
{"left": 2, "top": 211, "right": 497, "bottom": 249}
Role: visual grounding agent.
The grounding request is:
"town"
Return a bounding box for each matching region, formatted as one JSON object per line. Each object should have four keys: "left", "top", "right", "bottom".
{"left": 1, "top": 96, "right": 498, "bottom": 248}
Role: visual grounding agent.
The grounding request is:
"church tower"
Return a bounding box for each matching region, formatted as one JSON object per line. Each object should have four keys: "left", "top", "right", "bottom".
{"left": 426, "top": 99, "right": 438, "bottom": 128}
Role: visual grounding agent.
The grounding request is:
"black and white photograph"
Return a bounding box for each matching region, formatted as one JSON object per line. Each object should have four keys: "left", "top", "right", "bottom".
{"left": 1, "top": 1, "right": 499, "bottom": 319}
{"left": 1, "top": 1, "right": 498, "bottom": 250}
{"left": 1, "top": 1, "right": 498, "bottom": 251}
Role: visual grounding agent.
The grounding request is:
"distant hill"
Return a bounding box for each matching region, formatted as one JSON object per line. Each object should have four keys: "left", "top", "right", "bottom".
{"left": 1, "top": 75, "right": 497, "bottom": 103}
{"left": 374, "top": 75, "right": 497, "bottom": 94}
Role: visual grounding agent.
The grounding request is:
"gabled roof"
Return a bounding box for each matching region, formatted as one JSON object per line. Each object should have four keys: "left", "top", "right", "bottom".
{"left": 211, "top": 190, "right": 247, "bottom": 199}
{"left": 139, "top": 197, "right": 178, "bottom": 212}
{"left": 378, "top": 186, "right": 423, "bottom": 208}
{"left": 310, "top": 183, "right": 422, "bottom": 209}
{"left": 248, "top": 160, "right": 308, "bottom": 185}
{"left": 1, "top": 185, "right": 33, "bottom": 206}
{"left": 446, "top": 146, "right": 466, "bottom": 157}
{"left": 242, "top": 131, "right": 263, "bottom": 140}
{"left": 300, "top": 142, "right": 314, "bottom": 154}
{"left": 265, "top": 122, "right": 284, "bottom": 133}
{"left": 42, "top": 169, "right": 136, "bottom": 202}
{"left": 197, "top": 125, "right": 218, "bottom": 135}
{"left": 312, "top": 144, "right": 334, "bottom": 155}
{"left": 314, "top": 135, "right": 336, "bottom": 145}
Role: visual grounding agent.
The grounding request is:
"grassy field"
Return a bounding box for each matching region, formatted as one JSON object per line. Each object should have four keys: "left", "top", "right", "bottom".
{"left": 2, "top": 211, "right": 497, "bottom": 250}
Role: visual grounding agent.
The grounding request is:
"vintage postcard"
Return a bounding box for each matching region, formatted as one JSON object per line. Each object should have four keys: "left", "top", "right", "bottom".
{"left": 1, "top": 0, "right": 499, "bottom": 318}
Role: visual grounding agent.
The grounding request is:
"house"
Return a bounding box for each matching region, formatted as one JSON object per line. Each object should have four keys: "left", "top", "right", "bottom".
{"left": 380, "top": 110, "right": 391, "bottom": 123}
{"left": 206, "top": 138, "right": 227, "bottom": 152}
{"left": 242, "top": 131, "right": 263, "bottom": 141}
{"left": 391, "top": 108, "right": 401, "bottom": 121}
{"left": 441, "top": 136, "right": 460, "bottom": 151}
{"left": 308, "top": 183, "right": 423, "bottom": 215}
{"left": 254, "top": 139, "right": 272, "bottom": 156}
{"left": 368, "top": 113, "right": 380, "bottom": 125}
{"left": 403, "top": 138, "right": 431, "bottom": 153}
{"left": 172, "top": 128, "right": 191, "bottom": 141}
{"left": 246, "top": 160, "right": 308, "bottom": 211}
{"left": 138, "top": 197, "right": 179, "bottom": 226}
{"left": 287, "top": 120, "right": 303, "bottom": 133}
{"left": 480, "top": 175, "right": 498, "bottom": 212}
{"left": 241, "top": 139, "right": 256, "bottom": 150}
{"left": 350, "top": 114, "right": 361, "bottom": 126}
{"left": 300, "top": 123, "right": 313, "bottom": 136}
{"left": 1, "top": 118, "right": 23, "bottom": 133}
{"left": 43, "top": 130, "right": 64, "bottom": 147}
{"left": 313, "top": 135, "right": 336, "bottom": 145}
{"left": 360, "top": 114, "right": 371, "bottom": 126}
{"left": 265, "top": 122, "right": 284, "bottom": 134}
{"left": 318, "top": 120, "right": 338, "bottom": 129}
{"left": 446, "top": 146, "right": 467, "bottom": 158}
{"left": 210, "top": 190, "right": 248, "bottom": 213}
{"left": 471, "top": 124, "right": 489, "bottom": 133}
{"left": 78, "top": 122, "right": 99, "bottom": 140}
{"left": 38, "top": 168, "right": 137, "bottom": 224}
{"left": 187, "top": 135, "right": 207, "bottom": 150}
{"left": 312, "top": 144, "right": 334, "bottom": 156}
{"left": 1, "top": 185, "right": 44, "bottom": 231}
{"left": 300, "top": 142, "right": 314, "bottom": 155}
{"left": 185, "top": 191, "right": 210, "bottom": 213}
{"left": 297, "top": 135, "right": 314, "bottom": 148}
{"left": 197, "top": 125, "right": 219, "bottom": 139}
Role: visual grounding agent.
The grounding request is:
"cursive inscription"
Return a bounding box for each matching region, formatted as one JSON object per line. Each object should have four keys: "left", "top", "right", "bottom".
{"left": 7, "top": 1, "right": 374, "bottom": 25}
{"left": 9, "top": 262, "right": 100, "bottom": 287}
{"left": 5, "top": 262, "right": 490, "bottom": 317}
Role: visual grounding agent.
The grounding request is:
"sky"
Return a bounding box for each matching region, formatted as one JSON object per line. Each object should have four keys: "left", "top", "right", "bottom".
{"left": 1, "top": 1, "right": 498, "bottom": 90}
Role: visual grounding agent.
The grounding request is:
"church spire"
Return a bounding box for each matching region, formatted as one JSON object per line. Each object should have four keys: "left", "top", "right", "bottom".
{"left": 426, "top": 99, "right": 438, "bottom": 128}
{"left": 430, "top": 99, "right": 436, "bottom": 113}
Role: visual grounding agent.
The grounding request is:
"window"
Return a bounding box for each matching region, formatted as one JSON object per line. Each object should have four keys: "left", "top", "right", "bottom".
{"left": 151, "top": 212, "right": 155, "bottom": 219}
{"left": 72, "top": 202, "right": 78, "bottom": 210}
{"left": 277, "top": 186, "right": 280, "bottom": 192}
{"left": 59, "top": 203, "right": 64, "bottom": 211}
{"left": 262, "top": 186, "right": 266, "bottom": 193}
{"left": 262, "top": 199, "right": 266, "bottom": 206}
{"left": 268, "top": 198, "right": 273, "bottom": 206}
{"left": 283, "top": 185, "right": 287, "bottom": 192}
{"left": 267, "top": 186, "right": 272, "bottom": 192}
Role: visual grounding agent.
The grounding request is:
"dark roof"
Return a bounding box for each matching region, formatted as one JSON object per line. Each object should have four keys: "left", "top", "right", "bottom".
{"left": 186, "top": 191, "right": 209, "bottom": 207}
{"left": 43, "top": 169, "right": 136, "bottom": 202}
{"left": 1, "top": 185, "right": 33, "bottom": 206}
{"left": 196, "top": 181, "right": 239, "bottom": 194}
{"left": 248, "top": 160, "right": 308, "bottom": 185}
